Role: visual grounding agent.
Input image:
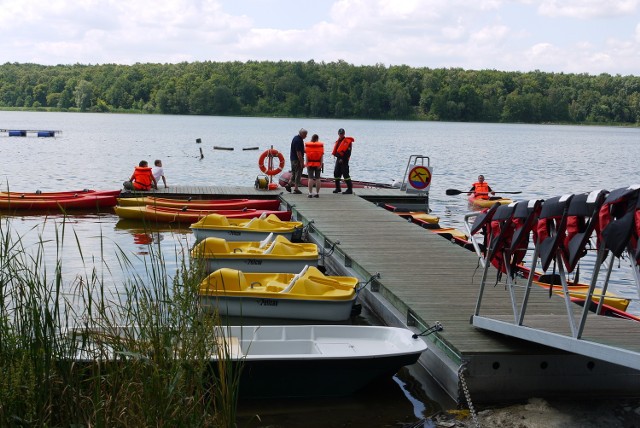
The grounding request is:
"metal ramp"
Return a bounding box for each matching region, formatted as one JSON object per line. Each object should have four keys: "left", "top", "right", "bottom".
{"left": 464, "top": 186, "right": 640, "bottom": 371}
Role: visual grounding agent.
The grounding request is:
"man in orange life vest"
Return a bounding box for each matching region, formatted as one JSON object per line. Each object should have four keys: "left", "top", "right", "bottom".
{"left": 332, "top": 128, "right": 354, "bottom": 194}
{"left": 469, "top": 175, "right": 494, "bottom": 199}
{"left": 305, "top": 134, "right": 324, "bottom": 198}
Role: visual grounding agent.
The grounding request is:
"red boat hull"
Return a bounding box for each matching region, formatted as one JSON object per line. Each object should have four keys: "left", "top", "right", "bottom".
{"left": 0, "top": 193, "right": 119, "bottom": 210}
{"left": 278, "top": 172, "right": 396, "bottom": 189}
{"left": 0, "top": 189, "right": 121, "bottom": 199}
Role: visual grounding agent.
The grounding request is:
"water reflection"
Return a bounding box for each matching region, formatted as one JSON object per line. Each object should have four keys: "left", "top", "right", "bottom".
{"left": 236, "top": 368, "right": 434, "bottom": 428}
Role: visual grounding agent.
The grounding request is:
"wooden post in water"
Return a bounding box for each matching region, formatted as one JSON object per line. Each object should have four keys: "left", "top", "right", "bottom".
{"left": 199, "top": 147, "right": 204, "bottom": 159}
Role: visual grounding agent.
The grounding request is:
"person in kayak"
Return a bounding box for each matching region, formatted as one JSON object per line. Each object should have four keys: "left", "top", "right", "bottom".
{"left": 470, "top": 175, "right": 495, "bottom": 199}
{"left": 128, "top": 160, "right": 157, "bottom": 191}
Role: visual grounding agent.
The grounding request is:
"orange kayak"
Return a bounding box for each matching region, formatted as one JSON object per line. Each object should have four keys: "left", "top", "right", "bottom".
{"left": 468, "top": 194, "right": 512, "bottom": 209}
{"left": 117, "top": 196, "right": 280, "bottom": 210}
{"left": 114, "top": 205, "right": 292, "bottom": 223}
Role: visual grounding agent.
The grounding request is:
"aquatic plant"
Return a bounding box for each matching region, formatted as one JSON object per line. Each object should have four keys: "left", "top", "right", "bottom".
{"left": 0, "top": 215, "right": 242, "bottom": 427}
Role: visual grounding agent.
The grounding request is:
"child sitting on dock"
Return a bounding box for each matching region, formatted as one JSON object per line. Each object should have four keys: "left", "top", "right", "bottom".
{"left": 124, "top": 160, "right": 157, "bottom": 191}
{"left": 152, "top": 159, "right": 168, "bottom": 189}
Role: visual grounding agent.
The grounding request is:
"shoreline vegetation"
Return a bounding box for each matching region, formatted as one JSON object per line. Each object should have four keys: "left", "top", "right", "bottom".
{"left": 0, "top": 61, "right": 639, "bottom": 126}
{"left": 0, "top": 215, "right": 241, "bottom": 427}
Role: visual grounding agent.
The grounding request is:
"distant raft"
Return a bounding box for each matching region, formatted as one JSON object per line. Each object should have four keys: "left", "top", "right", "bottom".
{"left": 2, "top": 129, "right": 61, "bottom": 137}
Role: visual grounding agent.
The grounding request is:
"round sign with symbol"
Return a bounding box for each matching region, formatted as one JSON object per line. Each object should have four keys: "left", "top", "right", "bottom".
{"left": 408, "top": 166, "right": 431, "bottom": 190}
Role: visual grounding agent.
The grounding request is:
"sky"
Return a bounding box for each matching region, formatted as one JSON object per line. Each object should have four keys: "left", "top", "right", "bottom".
{"left": 1, "top": 0, "right": 639, "bottom": 75}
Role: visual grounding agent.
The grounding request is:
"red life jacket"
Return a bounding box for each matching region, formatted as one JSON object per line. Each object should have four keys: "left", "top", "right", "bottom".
{"left": 535, "top": 195, "right": 574, "bottom": 272}
{"left": 598, "top": 186, "right": 640, "bottom": 259}
{"left": 635, "top": 203, "right": 640, "bottom": 263}
{"left": 472, "top": 182, "right": 490, "bottom": 199}
{"left": 486, "top": 204, "right": 518, "bottom": 275}
{"left": 332, "top": 137, "right": 354, "bottom": 159}
{"left": 132, "top": 166, "right": 153, "bottom": 190}
{"left": 508, "top": 200, "right": 543, "bottom": 273}
{"left": 305, "top": 141, "right": 324, "bottom": 167}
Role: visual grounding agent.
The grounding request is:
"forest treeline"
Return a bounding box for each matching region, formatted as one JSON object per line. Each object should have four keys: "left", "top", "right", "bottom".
{"left": 1, "top": 60, "right": 639, "bottom": 125}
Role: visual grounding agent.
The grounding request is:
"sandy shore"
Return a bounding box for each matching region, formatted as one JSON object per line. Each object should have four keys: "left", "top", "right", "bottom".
{"left": 428, "top": 397, "right": 640, "bottom": 427}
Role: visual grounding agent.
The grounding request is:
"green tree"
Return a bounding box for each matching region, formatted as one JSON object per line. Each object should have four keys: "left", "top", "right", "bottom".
{"left": 74, "top": 80, "right": 93, "bottom": 111}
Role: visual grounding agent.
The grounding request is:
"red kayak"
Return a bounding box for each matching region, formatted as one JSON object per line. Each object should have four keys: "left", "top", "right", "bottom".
{"left": 0, "top": 189, "right": 121, "bottom": 199}
{"left": 117, "top": 196, "right": 280, "bottom": 210}
{"left": 278, "top": 171, "right": 397, "bottom": 189}
{"left": 114, "top": 205, "right": 292, "bottom": 223}
{"left": 0, "top": 193, "right": 119, "bottom": 210}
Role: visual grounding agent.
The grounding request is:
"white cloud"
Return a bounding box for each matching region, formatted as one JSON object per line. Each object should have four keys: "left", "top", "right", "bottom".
{"left": 0, "top": 0, "right": 638, "bottom": 74}
{"left": 537, "top": 0, "right": 639, "bottom": 19}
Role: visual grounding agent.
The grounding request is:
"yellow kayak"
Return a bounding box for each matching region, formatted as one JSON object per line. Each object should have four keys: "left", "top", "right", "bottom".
{"left": 534, "top": 281, "right": 630, "bottom": 312}
{"left": 468, "top": 194, "right": 512, "bottom": 209}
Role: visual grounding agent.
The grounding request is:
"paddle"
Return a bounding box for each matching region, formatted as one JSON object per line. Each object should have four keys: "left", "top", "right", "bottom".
{"left": 445, "top": 188, "right": 522, "bottom": 196}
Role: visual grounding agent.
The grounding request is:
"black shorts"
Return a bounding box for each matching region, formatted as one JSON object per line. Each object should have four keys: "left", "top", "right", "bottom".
{"left": 307, "top": 166, "right": 321, "bottom": 179}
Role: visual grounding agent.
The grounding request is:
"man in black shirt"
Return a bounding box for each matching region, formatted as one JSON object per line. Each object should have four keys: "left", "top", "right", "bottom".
{"left": 286, "top": 128, "right": 307, "bottom": 193}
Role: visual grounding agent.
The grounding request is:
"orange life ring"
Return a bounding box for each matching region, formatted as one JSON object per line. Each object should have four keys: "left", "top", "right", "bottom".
{"left": 258, "top": 149, "right": 285, "bottom": 176}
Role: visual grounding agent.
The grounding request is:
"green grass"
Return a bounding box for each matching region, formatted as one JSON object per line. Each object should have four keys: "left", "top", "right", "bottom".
{"left": 0, "top": 215, "right": 242, "bottom": 427}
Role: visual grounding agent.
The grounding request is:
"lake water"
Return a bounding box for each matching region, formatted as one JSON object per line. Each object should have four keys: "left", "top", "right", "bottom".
{"left": 1, "top": 111, "right": 639, "bottom": 423}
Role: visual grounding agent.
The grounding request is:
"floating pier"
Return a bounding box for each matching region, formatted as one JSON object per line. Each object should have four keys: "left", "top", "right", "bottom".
{"left": 278, "top": 189, "right": 640, "bottom": 404}
{"left": 1, "top": 129, "right": 62, "bottom": 137}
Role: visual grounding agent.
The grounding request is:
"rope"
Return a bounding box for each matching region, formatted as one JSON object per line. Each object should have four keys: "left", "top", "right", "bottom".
{"left": 411, "top": 321, "right": 443, "bottom": 339}
{"left": 301, "top": 220, "right": 314, "bottom": 242}
{"left": 318, "top": 239, "right": 340, "bottom": 258}
{"left": 355, "top": 272, "right": 381, "bottom": 297}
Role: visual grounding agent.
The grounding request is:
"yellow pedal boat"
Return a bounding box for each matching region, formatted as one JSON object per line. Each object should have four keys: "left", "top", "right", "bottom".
{"left": 190, "top": 213, "right": 303, "bottom": 242}
{"left": 199, "top": 265, "right": 358, "bottom": 321}
{"left": 191, "top": 234, "right": 318, "bottom": 273}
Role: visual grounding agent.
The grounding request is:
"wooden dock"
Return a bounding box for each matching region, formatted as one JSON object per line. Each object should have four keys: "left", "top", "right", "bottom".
{"left": 276, "top": 188, "right": 640, "bottom": 404}
{"left": 124, "top": 185, "right": 640, "bottom": 403}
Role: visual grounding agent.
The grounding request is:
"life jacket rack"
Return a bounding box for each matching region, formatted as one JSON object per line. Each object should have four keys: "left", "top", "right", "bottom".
{"left": 462, "top": 185, "right": 640, "bottom": 371}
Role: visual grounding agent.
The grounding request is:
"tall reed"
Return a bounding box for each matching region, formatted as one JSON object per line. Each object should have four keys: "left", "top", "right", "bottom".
{"left": 0, "top": 215, "right": 242, "bottom": 427}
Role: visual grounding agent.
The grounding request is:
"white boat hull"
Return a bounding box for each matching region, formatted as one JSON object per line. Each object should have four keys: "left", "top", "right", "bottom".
{"left": 204, "top": 257, "right": 317, "bottom": 273}
{"left": 192, "top": 228, "right": 294, "bottom": 242}
{"left": 223, "top": 325, "right": 428, "bottom": 397}
{"left": 200, "top": 294, "right": 355, "bottom": 321}
{"left": 66, "top": 324, "right": 427, "bottom": 398}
